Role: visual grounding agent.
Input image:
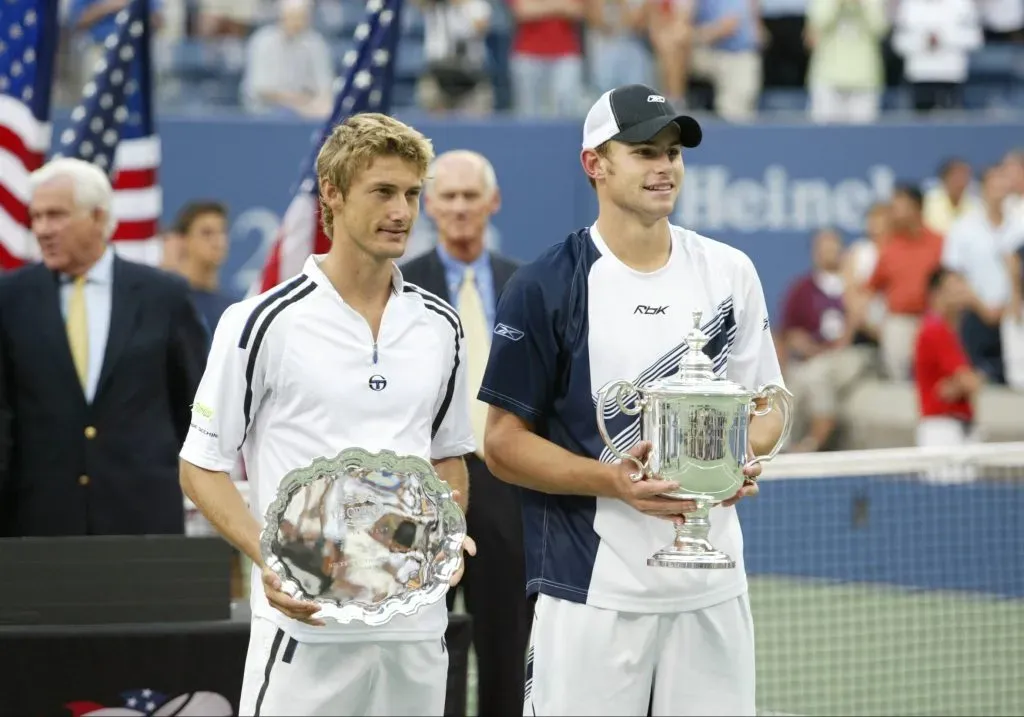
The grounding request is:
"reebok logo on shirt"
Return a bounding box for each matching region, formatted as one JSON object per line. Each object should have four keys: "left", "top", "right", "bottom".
{"left": 634, "top": 304, "right": 668, "bottom": 316}
{"left": 494, "top": 323, "right": 525, "bottom": 341}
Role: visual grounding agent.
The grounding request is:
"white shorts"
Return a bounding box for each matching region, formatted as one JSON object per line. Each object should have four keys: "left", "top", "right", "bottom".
{"left": 524, "top": 593, "right": 755, "bottom": 716}
{"left": 239, "top": 616, "right": 449, "bottom": 716}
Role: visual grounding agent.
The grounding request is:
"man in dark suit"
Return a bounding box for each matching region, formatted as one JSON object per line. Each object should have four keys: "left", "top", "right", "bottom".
{"left": 401, "top": 150, "right": 529, "bottom": 716}
{"left": 0, "top": 157, "right": 208, "bottom": 537}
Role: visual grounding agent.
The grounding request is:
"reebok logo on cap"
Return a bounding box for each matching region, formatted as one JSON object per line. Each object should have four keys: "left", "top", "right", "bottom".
{"left": 582, "top": 84, "right": 702, "bottom": 150}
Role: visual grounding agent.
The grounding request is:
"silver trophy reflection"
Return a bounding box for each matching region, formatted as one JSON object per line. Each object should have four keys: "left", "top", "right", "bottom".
{"left": 597, "top": 311, "right": 794, "bottom": 569}
{"left": 261, "top": 448, "right": 466, "bottom": 625}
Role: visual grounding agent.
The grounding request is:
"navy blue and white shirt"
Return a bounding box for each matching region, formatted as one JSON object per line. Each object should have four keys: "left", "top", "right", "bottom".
{"left": 479, "top": 224, "right": 784, "bottom": 613}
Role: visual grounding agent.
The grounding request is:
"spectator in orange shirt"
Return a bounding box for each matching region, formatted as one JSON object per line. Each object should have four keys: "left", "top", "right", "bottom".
{"left": 865, "top": 184, "right": 944, "bottom": 379}
{"left": 914, "top": 267, "right": 983, "bottom": 449}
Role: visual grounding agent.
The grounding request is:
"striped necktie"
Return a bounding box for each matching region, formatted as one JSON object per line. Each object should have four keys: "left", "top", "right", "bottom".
{"left": 66, "top": 275, "right": 89, "bottom": 391}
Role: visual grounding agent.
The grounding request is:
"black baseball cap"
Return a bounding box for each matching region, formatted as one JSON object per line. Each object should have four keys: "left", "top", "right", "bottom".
{"left": 582, "top": 84, "right": 702, "bottom": 150}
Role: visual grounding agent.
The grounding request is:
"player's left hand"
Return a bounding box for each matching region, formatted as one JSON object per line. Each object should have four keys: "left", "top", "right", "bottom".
{"left": 450, "top": 535, "right": 477, "bottom": 587}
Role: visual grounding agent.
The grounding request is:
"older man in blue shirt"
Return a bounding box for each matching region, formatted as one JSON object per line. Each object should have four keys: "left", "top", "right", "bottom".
{"left": 400, "top": 150, "right": 529, "bottom": 717}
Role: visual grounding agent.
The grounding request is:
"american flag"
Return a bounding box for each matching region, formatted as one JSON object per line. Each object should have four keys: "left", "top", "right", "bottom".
{"left": 248, "top": 0, "right": 403, "bottom": 295}
{"left": 0, "top": 0, "right": 60, "bottom": 269}
{"left": 57, "top": 0, "right": 163, "bottom": 266}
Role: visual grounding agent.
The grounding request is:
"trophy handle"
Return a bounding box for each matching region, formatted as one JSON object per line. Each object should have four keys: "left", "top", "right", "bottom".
{"left": 747, "top": 383, "right": 795, "bottom": 467}
{"left": 596, "top": 379, "right": 649, "bottom": 481}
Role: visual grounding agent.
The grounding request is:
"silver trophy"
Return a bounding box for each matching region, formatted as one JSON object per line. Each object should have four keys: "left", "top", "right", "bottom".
{"left": 596, "top": 311, "right": 794, "bottom": 569}
{"left": 260, "top": 447, "right": 467, "bottom": 625}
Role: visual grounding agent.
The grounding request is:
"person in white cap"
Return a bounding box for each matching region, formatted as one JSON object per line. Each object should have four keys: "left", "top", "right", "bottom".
{"left": 477, "top": 84, "right": 787, "bottom": 716}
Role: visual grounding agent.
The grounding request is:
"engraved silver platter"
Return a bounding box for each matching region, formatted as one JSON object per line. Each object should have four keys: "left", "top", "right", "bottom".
{"left": 259, "top": 447, "right": 467, "bottom": 626}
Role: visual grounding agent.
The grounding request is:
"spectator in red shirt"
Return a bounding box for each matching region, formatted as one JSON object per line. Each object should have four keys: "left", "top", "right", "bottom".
{"left": 914, "top": 267, "right": 984, "bottom": 449}
{"left": 508, "top": 0, "right": 585, "bottom": 116}
{"left": 864, "top": 184, "right": 944, "bottom": 380}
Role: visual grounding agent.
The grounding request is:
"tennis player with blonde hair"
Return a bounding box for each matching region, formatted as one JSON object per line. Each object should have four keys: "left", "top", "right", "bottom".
{"left": 180, "top": 113, "right": 475, "bottom": 716}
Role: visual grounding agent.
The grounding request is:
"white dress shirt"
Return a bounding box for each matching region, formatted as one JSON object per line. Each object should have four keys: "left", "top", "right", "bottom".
{"left": 893, "top": 0, "right": 983, "bottom": 83}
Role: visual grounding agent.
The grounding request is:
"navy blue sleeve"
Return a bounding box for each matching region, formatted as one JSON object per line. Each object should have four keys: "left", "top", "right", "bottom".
{"left": 477, "top": 271, "right": 559, "bottom": 424}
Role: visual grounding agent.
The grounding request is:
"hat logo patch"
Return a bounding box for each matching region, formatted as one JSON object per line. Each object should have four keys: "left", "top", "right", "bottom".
{"left": 647, "top": 94, "right": 666, "bottom": 103}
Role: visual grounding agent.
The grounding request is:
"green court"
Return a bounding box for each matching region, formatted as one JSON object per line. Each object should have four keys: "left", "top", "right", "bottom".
{"left": 463, "top": 578, "right": 1024, "bottom": 716}
{"left": 750, "top": 575, "right": 1024, "bottom": 717}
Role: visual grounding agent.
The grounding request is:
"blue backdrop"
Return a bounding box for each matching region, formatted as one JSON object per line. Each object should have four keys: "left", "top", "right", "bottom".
{"left": 53, "top": 112, "right": 1020, "bottom": 316}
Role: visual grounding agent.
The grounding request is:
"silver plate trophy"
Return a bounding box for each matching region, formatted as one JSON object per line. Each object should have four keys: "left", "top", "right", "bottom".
{"left": 596, "top": 310, "right": 794, "bottom": 569}
{"left": 260, "top": 447, "right": 467, "bottom": 625}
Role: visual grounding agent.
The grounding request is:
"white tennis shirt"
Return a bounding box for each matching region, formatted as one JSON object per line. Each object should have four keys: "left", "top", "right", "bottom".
{"left": 180, "top": 255, "right": 474, "bottom": 644}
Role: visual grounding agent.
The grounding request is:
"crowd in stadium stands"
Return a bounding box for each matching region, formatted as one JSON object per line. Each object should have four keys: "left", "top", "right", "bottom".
{"left": 53, "top": 0, "right": 1023, "bottom": 116}
{"left": 779, "top": 149, "right": 1024, "bottom": 453}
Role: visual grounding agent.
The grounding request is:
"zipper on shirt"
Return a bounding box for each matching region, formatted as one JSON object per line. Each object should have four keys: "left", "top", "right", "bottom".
{"left": 372, "top": 342, "right": 379, "bottom": 364}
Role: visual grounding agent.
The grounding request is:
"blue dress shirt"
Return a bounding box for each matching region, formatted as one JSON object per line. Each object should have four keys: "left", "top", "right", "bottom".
{"left": 435, "top": 245, "right": 497, "bottom": 331}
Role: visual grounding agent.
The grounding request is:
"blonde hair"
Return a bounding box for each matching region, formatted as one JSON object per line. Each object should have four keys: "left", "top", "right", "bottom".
{"left": 316, "top": 113, "right": 435, "bottom": 236}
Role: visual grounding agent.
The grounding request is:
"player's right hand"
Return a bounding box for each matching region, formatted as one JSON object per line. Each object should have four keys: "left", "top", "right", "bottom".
{"left": 261, "top": 565, "right": 325, "bottom": 627}
{"left": 613, "top": 441, "right": 697, "bottom": 520}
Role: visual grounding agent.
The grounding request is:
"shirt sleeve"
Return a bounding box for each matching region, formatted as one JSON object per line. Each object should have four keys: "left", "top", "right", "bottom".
{"left": 430, "top": 320, "right": 476, "bottom": 460}
{"left": 942, "top": 221, "right": 965, "bottom": 270}
{"left": 179, "top": 303, "right": 269, "bottom": 473}
{"left": 866, "top": 248, "right": 888, "bottom": 292}
{"left": 477, "top": 270, "right": 559, "bottom": 424}
{"left": 780, "top": 280, "right": 807, "bottom": 334}
{"left": 935, "top": 323, "right": 971, "bottom": 377}
{"left": 727, "top": 253, "right": 786, "bottom": 391}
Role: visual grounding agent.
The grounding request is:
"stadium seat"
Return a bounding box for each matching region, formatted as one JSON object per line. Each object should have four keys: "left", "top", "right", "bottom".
{"left": 170, "top": 39, "right": 221, "bottom": 82}
{"left": 969, "top": 43, "right": 1024, "bottom": 82}
{"left": 390, "top": 79, "right": 418, "bottom": 110}
{"left": 837, "top": 379, "right": 1024, "bottom": 450}
{"left": 395, "top": 36, "right": 426, "bottom": 81}
{"left": 759, "top": 88, "right": 808, "bottom": 114}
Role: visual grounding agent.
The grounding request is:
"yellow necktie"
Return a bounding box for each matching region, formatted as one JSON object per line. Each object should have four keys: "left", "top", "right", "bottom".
{"left": 458, "top": 267, "right": 490, "bottom": 457}
{"left": 66, "top": 275, "right": 89, "bottom": 391}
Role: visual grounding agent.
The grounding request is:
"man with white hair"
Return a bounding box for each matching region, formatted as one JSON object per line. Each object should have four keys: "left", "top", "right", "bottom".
{"left": 400, "top": 150, "right": 530, "bottom": 717}
{"left": 0, "top": 157, "right": 208, "bottom": 537}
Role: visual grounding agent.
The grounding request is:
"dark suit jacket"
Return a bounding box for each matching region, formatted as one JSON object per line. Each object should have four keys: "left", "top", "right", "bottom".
{"left": 401, "top": 247, "right": 519, "bottom": 315}
{"left": 0, "top": 257, "right": 209, "bottom": 537}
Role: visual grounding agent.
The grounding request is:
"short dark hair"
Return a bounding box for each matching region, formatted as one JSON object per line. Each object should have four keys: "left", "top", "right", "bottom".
{"left": 938, "top": 157, "right": 969, "bottom": 178}
{"left": 928, "top": 266, "right": 954, "bottom": 293}
{"left": 173, "top": 200, "right": 228, "bottom": 235}
{"left": 892, "top": 183, "right": 923, "bottom": 209}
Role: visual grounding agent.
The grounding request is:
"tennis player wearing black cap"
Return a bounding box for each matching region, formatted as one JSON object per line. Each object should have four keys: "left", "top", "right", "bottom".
{"left": 477, "top": 84, "right": 786, "bottom": 715}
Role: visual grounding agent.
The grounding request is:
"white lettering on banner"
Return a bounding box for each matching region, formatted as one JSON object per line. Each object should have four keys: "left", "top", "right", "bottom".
{"left": 228, "top": 208, "right": 282, "bottom": 295}
{"left": 678, "top": 165, "right": 896, "bottom": 234}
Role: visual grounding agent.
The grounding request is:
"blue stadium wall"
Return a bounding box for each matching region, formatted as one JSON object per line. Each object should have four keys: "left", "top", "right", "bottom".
{"left": 48, "top": 111, "right": 1022, "bottom": 598}
{"left": 51, "top": 113, "right": 1019, "bottom": 320}
{"left": 739, "top": 477, "right": 1024, "bottom": 598}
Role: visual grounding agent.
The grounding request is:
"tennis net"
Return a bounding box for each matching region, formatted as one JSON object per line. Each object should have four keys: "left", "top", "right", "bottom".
{"left": 749, "top": 442, "right": 1024, "bottom": 717}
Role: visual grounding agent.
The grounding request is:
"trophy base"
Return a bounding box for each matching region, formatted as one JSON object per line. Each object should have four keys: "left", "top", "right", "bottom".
{"left": 647, "top": 541, "right": 736, "bottom": 570}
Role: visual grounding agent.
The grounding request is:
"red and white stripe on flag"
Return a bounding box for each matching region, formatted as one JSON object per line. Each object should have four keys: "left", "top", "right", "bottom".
{"left": 250, "top": 192, "right": 331, "bottom": 296}
{"left": 110, "top": 135, "right": 162, "bottom": 266}
{"left": 0, "top": 94, "right": 49, "bottom": 269}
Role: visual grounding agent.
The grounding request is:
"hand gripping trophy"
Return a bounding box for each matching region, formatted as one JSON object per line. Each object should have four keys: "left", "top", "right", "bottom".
{"left": 596, "top": 311, "right": 794, "bottom": 569}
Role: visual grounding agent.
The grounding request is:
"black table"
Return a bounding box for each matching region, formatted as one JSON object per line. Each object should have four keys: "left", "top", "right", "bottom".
{"left": 0, "top": 612, "right": 472, "bottom": 717}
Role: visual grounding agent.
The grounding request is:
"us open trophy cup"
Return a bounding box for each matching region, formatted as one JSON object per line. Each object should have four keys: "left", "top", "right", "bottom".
{"left": 259, "top": 448, "right": 466, "bottom": 625}
{"left": 596, "top": 311, "right": 794, "bottom": 569}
